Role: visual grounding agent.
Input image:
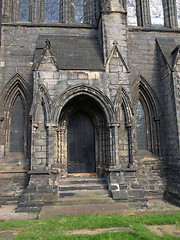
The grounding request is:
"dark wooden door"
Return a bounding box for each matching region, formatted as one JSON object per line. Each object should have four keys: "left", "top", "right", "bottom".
{"left": 67, "top": 111, "right": 95, "bottom": 173}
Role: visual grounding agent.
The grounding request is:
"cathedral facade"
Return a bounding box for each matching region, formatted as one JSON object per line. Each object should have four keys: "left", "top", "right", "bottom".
{"left": 0, "top": 0, "right": 179, "bottom": 211}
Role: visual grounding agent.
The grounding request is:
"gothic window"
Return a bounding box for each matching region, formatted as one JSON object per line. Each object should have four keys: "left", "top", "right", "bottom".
{"left": 177, "top": 0, "right": 180, "bottom": 27}
{"left": 19, "top": 0, "right": 30, "bottom": 21}
{"left": 10, "top": 96, "right": 25, "bottom": 152}
{"left": 127, "top": 0, "right": 137, "bottom": 26}
{"left": 149, "top": 0, "right": 164, "bottom": 27}
{"left": 44, "top": 0, "right": 60, "bottom": 22}
{"left": 74, "top": 0, "right": 84, "bottom": 23}
{"left": 136, "top": 100, "right": 147, "bottom": 150}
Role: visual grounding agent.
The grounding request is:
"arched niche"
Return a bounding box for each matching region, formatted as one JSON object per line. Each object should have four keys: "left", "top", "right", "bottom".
{"left": 135, "top": 99, "right": 147, "bottom": 150}
{"left": 10, "top": 95, "right": 25, "bottom": 152}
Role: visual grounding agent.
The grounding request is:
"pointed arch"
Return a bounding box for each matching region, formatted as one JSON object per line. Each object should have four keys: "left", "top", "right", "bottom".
{"left": 114, "top": 87, "right": 134, "bottom": 124}
{"left": 52, "top": 84, "right": 117, "bottom": 124}
{"left": 35, "top": 42, "right": 58, "bottom": 71}
{"left": 0, "top": 73, "right": 31, "bottom": 156}
{"left": 106, "top": 41, "right": 130, "bottom": 72}
{"left": 132, "top": 76, "right": 162, "bottom": 155}
{"left": 138, "top": 76, "right": 161, "bottom": 118}
{"left": 30, "top": 84, "right": 51, "bottom": 123}
{"left": 0, "top": 73, "right": 31, "bottom": 111}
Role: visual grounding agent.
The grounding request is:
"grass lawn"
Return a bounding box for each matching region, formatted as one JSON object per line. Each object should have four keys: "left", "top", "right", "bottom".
{"left": 0, "top": 212, "right": 180, "bottom": 240}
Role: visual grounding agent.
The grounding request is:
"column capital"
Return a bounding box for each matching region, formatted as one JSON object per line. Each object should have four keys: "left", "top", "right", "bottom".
{"left": 126, "top": 122, "right": 133, "bottom": 128}
{"left": 108, "top": 122, "right": 120, "bottom": 128}
{"left": 45, "top": 122, "right": 58, "bottom": 128}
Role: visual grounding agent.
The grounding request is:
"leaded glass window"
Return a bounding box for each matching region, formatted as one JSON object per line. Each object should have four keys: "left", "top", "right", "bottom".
{"left": 177, "top": 0, "right": 180, "bottom": 27}
{"left": 10, "top": 96, "right": 25, "bottom": 152}
{"left": 127, "top": 0, "right": 137, "bottom": 26}
{"left": 149, "top": 0, "right": 164, "bottom": 27}
{"left": 44, "top": 0, "right": 60, "bottom": 22}
{"left": 136, "top": 100, "right": 147, "bottom": 150}
{"left": 19, "top": 0, "right": 30, "bottom": 21}
{"left": 74, "top": 0, "right": 84, "bottom": 23}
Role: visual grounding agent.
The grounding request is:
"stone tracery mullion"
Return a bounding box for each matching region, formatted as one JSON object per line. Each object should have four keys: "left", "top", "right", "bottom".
{"left": 136, "top": 0, "right": 151, "bottom": 27}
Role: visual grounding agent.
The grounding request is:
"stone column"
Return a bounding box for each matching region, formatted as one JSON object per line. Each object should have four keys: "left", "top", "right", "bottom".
{"left": 62, "top": 0, "right": 72, "bottom": 24}
{"left": 163, "top": 0, "right": 178, "bottom": 28}
{"left": 57, "top": 130, "right": 60, "bottom": 164}
{"left": 154, "top": 117, "right": 162, "bottom": 156}
{"left": 45, "top": 123, "right": 58, "bottom": 170}
{"left": 126, "top": 123, "right": 134, "bottom": 168}
{"left": 31, "top": 122, "right": 38, "bottom": 170}
{"left": 136, "top": 0, "right": 151, "bottom": 27}
{"left": 58, "top": 127, "right": 67, "bottom": 176}
{"left": 109, "top": 123, "right": 120, "bottom": 166}
{"left": 0, "top": 0, "right": 1, "bottom": 46}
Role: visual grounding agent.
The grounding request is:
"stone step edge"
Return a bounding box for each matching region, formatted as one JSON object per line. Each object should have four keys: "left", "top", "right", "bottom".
{"left": 59, "top": 189, "right": 109, "bottom": 193}
{"left": 59, "top": 183, "right": 107, "bottom": 187}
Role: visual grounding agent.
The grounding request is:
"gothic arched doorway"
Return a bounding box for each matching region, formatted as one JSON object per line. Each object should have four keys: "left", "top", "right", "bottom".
{"left": 58, "top": 92, "right": 113, "bottom": 176}
{"left": 67, "top": 110, "right": 95, "bottom": 173}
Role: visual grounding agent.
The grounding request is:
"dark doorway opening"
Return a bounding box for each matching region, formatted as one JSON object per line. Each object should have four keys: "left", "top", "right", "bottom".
{"left": 67, "top": 111, "right": 95, "bottom": 173}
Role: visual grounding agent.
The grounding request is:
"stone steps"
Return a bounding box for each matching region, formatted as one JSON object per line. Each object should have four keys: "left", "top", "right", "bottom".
{"left": 0, "top": 196, "right": 19, "bottom": 205}
{"left": 58, "top": 176, "right": 113, "bottom": 205}
{"left": 59, "top": 184, "right": 108, "bottom": 192}
{"left": 49, "top": 196, "right": 114, "bottom": 206}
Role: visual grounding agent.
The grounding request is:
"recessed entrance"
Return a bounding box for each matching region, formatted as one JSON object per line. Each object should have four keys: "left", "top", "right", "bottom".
{"left": 67, "top": 111, "right": 95, "bottom": 173}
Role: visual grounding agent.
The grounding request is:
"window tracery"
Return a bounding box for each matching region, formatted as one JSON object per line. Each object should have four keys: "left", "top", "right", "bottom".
{"left": 127, "top": 0, "right": 137, "bottom": 26}
{"left": 136, "top": 100, "right": 147, "bottom": 150}
{"left": 177, "top": 0, "right": 180, "bottom": 27}
{"left": 19, "top": 0, "right": 30, "bottom": 21}
{"left": 44, "top": 0, "right": 60, "bottom": 22}
{"left": 149, "top": 0, "right": 164, "bottom": 27}
{"left": 74, "top": 0, "right": 84, "bottom": 23}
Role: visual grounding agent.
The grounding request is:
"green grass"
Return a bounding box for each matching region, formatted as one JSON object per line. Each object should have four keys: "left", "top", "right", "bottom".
{"left": 0, "top": 213, "right": 180, "bottom": 240}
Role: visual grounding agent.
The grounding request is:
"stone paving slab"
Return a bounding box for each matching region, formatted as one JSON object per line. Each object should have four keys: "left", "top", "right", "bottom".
{"left": 0, "top": 199, "right": 180, "bottom": 221}
{"left": 38, "top": 203, "right": 132, "bottom": 219}
{"left": 0, "top": 205, "right": 38, "bottom": 221}
{"left": 65, "top": 227, "right": 133, "bottom": 236}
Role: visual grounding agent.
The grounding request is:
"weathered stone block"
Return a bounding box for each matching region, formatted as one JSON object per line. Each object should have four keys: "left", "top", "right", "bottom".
{"left": 112, "top": 190, "right": 128, "bottom": 200}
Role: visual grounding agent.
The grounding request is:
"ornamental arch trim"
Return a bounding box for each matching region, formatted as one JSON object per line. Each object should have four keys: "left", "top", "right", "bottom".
{"left": 0, "top": 73, "right": 31, "bottom": 156}
{"left": 132, "top": 75, "right": 162, "bottom": 155}
{"left": 52, "top": 84, "right": 117, "bottom": 125}
{"left": 132, "top": 75, "right": 162, "bottom": 118}
{"left": 114, "top": 87, "right": 134, "bottom": 124}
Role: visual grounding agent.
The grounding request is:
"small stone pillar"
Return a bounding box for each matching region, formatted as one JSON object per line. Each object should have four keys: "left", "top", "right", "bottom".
{"left": 45, "top": 123, "right": 58, "bottom": 170}
{"left": 163, "top": 0, "right": 178, "bottom": 28}
{"left": 136, "top": 0, "right": 151, "bottom": 27}
{"left": 31, "top": 122, "right": 38, "bottom": 170}
{"left": 126, "top": 122, "right": 135, "bottom": 168}
{"left": 108, "top": 123, "right": 120, "bottom": 166}
{"left": 154, "top": 117, "right": 162, "bottom": 156}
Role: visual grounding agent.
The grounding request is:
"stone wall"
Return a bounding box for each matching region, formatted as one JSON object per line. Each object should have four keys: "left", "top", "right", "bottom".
{"left": 0, "top": 0, "right": 179, "bottom": 206}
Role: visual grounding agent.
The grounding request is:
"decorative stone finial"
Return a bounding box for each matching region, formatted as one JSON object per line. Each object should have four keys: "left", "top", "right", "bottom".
{"left": 113, "top": 40, "right": 118, "bottom": 45}
{"left": 45, "top": 39, "right": 51, "bottom": 49}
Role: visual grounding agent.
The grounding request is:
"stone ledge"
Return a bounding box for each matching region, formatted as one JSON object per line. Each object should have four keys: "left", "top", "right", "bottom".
{"left": 108, "top": 168, "right": 138, "bottom": 172}
{"left": 2, "top": 22, "right": 96, "bottom": 29}
{"left": 28, "top": 170, "right": 50, "bottom": 175}
{"left": 28, "top": 170, "right": 59, "bottom": 175}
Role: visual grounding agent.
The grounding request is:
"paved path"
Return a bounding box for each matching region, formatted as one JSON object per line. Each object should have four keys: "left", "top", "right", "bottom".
{"left": 0, "top": 203, "right": 132, "bottom": 221}
{"left": 0, "top": 199, "right": 180, "bottom": 221}
{"left": 39, "top": 203, "right": 132, "bottom": 219}
{"left": 0, "top": 205, "right": 37, "bottom": 221}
